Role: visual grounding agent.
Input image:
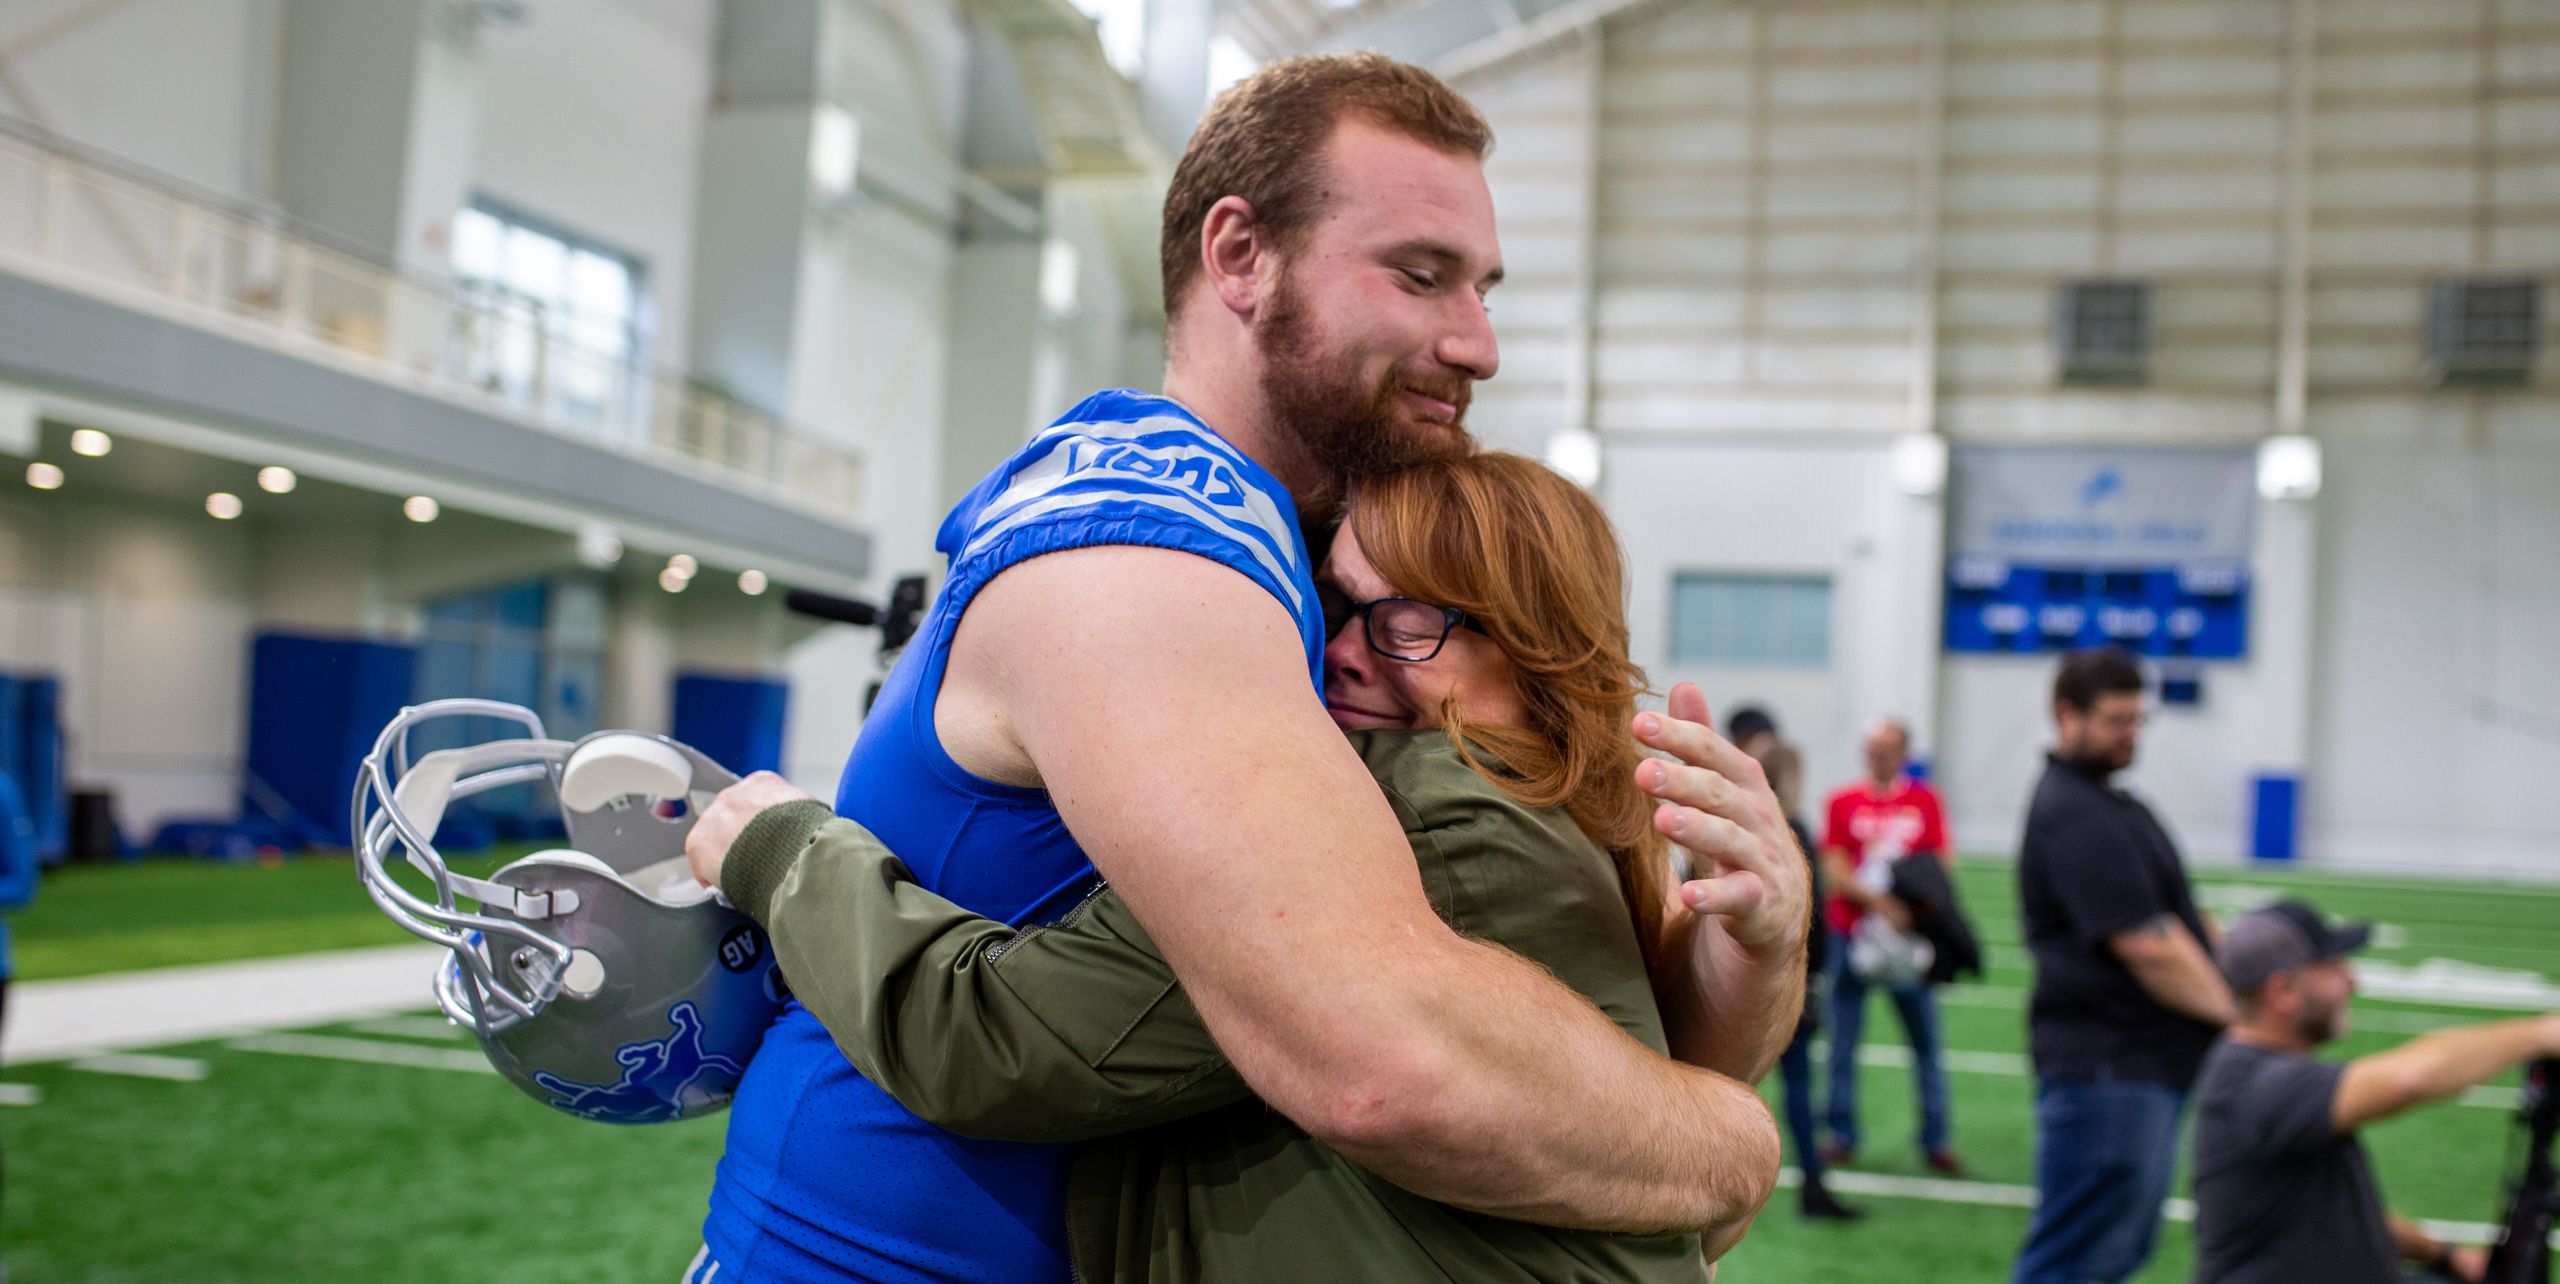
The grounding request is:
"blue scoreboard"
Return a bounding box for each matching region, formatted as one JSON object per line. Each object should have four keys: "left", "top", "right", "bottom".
{"left": 1944, "top": 446, "right": 2256, "bottom": 660}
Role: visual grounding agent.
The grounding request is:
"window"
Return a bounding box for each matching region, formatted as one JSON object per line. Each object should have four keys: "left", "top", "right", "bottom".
{"left": 1065, "top": 0, "right": 1146, "bottom": 79}
{"left": 413, "top": 577, "right": 608, "bottom": 833}
{"left": 448, "top": 200, "right": 644, "bottom": 428}
{"left": 1669, "top": 572, "right": 1833, "bottom": 667}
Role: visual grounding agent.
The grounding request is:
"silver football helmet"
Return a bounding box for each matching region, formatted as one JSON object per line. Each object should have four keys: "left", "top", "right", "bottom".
{"left": 352, "top": 699, "right": 787, "bottom": 1124}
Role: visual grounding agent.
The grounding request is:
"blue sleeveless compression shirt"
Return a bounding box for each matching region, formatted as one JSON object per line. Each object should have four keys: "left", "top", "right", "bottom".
{"left": 700, "top": 390, "right": 1323, "bottom": 1281}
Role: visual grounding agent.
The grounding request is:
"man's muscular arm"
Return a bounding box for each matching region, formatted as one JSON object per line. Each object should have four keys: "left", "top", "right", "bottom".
{"left": 950, "top": 546, "right": 1778, "bottom": 1238}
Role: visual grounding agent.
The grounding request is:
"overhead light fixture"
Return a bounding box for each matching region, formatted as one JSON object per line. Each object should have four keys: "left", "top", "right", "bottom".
{"left": 258, "top": 466, "right": 297, "bottom": 494}
{"left": 809, "top": 104, "right": 860, "bottom": 202}
{"left": 576, "top": 522, "right": 622, "bottom": 568}
{"left": 404, "top": 495, "right": 440, "bottom": 522}
{"left": 206, "top": 492, "right": 243, "bottom": 520}
{"left": 25, "top": 461, "right": 63, "bottom": 490}
{"left": 666, "top": 553, "right": 698, "bottom": 579}
{"left": 1544, "top": 428, "right": 1602, "bottom": 489}
{"left": 658, "top": 566, "right": 690, "bottom": 593}
{"left": 1040, "top": 238, "right": 1082, "bottom": 317}
{"left": 69, "top": 428, "right": 111, "bottom": 457}
{"left": 738, "top": 569, "right": 769, "bottom": 596}
{"left": 2256, "top": 434, "right": 2321, "bottom": 500}
{"left": 1892, "top": 433, "right": 1950, "bottom": 497}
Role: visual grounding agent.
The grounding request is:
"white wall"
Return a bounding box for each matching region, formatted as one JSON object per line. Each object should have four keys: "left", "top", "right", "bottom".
{"left": 473, "top": 0, "right": 716, "bottom": 369}
{"left": 2308, "top": 401, "right": 2560, "bottom": 878}
{"left": 275, "top": 0, "right": 422, "bottom": 260}
{"left": 3, "top": 0, "right": 273, "bottom": 204}
{"left": 1458, "top": 0, "right": 2560, "bottom": 876}
{"left": 777, "top": 0, "right": 1021, "bottom": 796}
{"left": 0, "top": 492, "right": 255, "bottom": 840}
{"left": 1605, "top": 437, "right": 1931, "bottom": 809}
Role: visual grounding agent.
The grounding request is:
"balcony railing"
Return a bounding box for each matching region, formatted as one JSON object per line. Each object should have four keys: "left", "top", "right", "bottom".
{"left": 0, "top": 116, "right": 863, "bottom": 523}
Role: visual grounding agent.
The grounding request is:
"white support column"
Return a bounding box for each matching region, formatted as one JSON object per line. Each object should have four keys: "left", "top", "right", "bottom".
{"left": 2244, "top": 0, "right": 2322, "bottom": 860}
{"left": 1894, "top": 0, "right": 1950, "bottom": 766}
{"left": 1553, "top": 28, "right": 1604, "bottom": 486}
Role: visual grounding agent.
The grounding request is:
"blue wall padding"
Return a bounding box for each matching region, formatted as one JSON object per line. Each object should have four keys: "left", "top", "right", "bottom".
{"left": 0, "top": 771, "right": 32, "bottom": 977}
{"left": 2250, "top": 773, "right": 2300, "bottom": 862}
{"left": 248, "top": 633, "right": 419, "bottom": 848}
{"left": 0, "top": 673, "right": 20, "bottom": 802}
{"left": 672, "top": 673, "right": 790, "bottom": 778}
{"left": 16, "top": 675, "right": 65, "bottom": 860}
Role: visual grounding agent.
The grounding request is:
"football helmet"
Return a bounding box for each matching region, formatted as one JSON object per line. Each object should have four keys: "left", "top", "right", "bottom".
{"left": 352, "top": 698, "right": 787, "bottom": 1124}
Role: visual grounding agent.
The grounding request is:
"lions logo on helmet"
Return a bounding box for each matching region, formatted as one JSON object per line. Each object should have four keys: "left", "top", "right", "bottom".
{"left": 533, "top": 1002, "right": 748, "bottom": 1125}
{"left": 352, "top": 700, "right": 787, "bottom": 1124}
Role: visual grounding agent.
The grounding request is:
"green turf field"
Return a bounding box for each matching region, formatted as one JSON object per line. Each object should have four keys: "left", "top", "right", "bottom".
{"left": 3, "top": 857, "right": 2553, "bottom": 1282}
{"left": 4, "top": 846, "right": 541, "bottom": 981}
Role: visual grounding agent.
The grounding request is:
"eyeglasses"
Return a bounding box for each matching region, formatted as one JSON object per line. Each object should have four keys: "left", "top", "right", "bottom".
{"left": 1320, "top": 585, "right": 1487, "bottom": 663}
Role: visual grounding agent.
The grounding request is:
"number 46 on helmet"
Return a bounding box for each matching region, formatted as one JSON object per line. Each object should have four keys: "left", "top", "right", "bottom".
{"left": 351, "top": 699, "right": 786, "bottom": 1125}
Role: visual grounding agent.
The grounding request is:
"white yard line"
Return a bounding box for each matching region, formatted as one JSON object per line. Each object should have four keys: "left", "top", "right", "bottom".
{"left": 66, "top": 1053, "right": 210, "bottom": 1082}
{"left": 230, "top": 1032, "right": 493, "bottom": 1075}
{"left": 1778, "top": 1168, "right": 2548, "bottom": 1249}
{"left": 0, "top": 1083, "right": 40, "bottom": 1105}
{"left": 346, "top": 1016, "right": 470, "bottom": 1042}
{"left": 2, "top": 944, "right": 446, "bottom": 1065}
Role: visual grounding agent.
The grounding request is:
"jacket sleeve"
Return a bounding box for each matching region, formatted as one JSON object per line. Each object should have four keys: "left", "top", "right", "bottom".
{"left": 721, "top": 801, "right": 1250, "bottom": 1143}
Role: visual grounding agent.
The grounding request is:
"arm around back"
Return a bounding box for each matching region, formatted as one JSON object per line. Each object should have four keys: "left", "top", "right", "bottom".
{"left": 956, "top": 545, "right": 1779, "bottom": 1236}
{"left": 721, "top": 801, "right": 1246, "bottom": 1142}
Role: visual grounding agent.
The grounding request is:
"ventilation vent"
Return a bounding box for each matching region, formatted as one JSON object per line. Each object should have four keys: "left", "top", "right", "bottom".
{"left": 2055, "top": 279, "right": 2152, "bottom": 384}
{"left": 2427, "top": 277, "right": 2542, "bottom": 384}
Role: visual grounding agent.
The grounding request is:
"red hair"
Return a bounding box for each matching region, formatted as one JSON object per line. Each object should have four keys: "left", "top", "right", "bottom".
{"left": 1352, "top": 453, "right": 1670, "bottom": 979}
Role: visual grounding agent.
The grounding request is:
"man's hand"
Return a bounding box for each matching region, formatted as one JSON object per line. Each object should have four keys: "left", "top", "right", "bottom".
{"left": 2446, "top": 1245, "right": 2489, "bottom": 1283}
{"left": 1634, "top": 683, "right": 1810, "bottom": 959}
{"left": 686, "top": 771, "right": 820, "bottom": 888}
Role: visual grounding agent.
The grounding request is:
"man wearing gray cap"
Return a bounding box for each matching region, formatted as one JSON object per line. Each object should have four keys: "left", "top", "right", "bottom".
{"left": 2190, "top": 898, "right": 2560, "bottom": 1284}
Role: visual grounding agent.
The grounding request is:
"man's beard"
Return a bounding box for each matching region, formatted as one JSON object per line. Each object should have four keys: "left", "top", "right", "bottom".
{"left": 2061, "top": 730, "right": 2135, "bottom": 776}
{"left": 2295, "top": 994, "right": 2345, "bottom": 1045}
{"left": 1255, "top": 275, "right": 1473, "bottom": 499}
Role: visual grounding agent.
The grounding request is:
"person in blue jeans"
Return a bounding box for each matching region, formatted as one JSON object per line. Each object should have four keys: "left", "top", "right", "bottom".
{"left": 1822, "top": 927, "right": 1954, "bottom": 1170}
{"left": 2011, "top": 649, "right": 2234, "bottom": 1284}
{"left": 1728, "top": 706, "right": 1860, "bottom": 1221}
{"left": 1817, "top": 719, "right": 1961, "bottom": 1177}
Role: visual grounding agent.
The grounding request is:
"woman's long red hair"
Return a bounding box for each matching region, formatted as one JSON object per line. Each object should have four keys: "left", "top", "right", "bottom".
{"left": 1351, "top": 452, "right": 1670, "bottom": 980}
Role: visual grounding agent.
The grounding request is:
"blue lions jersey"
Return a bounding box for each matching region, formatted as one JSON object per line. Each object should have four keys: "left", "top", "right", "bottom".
{"left": 701, "top": 391, "right": 1322, "bottom": 1281}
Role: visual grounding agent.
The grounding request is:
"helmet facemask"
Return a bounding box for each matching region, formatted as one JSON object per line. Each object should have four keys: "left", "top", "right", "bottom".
{"left": 354, "top": 699, "right": 785, "bottom": 1123}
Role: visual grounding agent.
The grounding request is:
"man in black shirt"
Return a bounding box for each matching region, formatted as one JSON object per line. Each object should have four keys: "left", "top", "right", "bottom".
{"left": 2191, "top": 899, "right": 2557, "bottom": 1284}
{"left": 2012, "top": 648, "right": 2236, "bottom": 1284}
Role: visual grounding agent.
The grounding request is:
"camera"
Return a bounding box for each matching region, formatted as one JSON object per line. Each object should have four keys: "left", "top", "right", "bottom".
{"left": 2487, "top": 1056, "right": 2558, "bottom": 1284}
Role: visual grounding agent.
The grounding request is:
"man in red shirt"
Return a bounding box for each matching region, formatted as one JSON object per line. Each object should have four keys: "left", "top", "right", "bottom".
{"left": 1819, "top": 718, "right": 1963, "bottom": 1177}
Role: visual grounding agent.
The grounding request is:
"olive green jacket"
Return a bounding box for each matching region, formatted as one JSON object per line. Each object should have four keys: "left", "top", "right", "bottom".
{"left": 722, "top": 729, "right": 1709, "bottom": 1284}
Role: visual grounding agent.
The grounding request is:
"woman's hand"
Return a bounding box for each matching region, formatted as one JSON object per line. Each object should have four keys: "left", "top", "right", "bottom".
{"left": 686, "top": 770, "right": 821, "bottom": 889}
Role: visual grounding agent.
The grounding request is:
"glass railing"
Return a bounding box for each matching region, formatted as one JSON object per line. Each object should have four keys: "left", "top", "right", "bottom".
{"left": 0, "top": 117, "right": 863, "bottom": 523}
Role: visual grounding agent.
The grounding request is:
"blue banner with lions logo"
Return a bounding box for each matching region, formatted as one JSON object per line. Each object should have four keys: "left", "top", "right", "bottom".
{"left": 1944, "top": 446, "right": 2255, "bottom": 660}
